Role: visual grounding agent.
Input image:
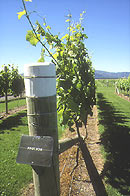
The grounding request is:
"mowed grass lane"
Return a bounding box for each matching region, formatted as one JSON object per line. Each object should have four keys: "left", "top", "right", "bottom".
{"left": 96, "top": 86, "right": 130, "bottom": 196}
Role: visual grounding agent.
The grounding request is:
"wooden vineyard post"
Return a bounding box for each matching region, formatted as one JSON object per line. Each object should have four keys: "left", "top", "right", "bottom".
{"left": 24, "top": 62, "right": 60, "bottom": 196}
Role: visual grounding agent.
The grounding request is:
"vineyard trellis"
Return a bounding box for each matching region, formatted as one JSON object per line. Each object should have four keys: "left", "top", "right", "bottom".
{"left": 0, "top": 65, "right": 25, "bottom": 114}
{"left": 115, "top": 75, "right": 130, "bottom": 97}
{"left": 17, "top": 0, "right": 98, "bottom": 195}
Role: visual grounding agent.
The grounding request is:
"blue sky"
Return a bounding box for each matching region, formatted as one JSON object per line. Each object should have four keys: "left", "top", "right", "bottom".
{"left": 0, "top": 0, "right": 130, "bottom": 73}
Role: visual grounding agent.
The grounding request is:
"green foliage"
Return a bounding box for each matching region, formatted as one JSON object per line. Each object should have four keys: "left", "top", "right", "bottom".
{"left": 10, "top": 67, "right": 25, "bottom": 97}
{"left": 0, "top": 74, "right": 4, "bottom": 95}
{"left": 26, "top": 30, "right": 40, "bottom": 46}
{"left": 0, "top": 65, "right": 25, "bottom": 114}
{"left": 37, "top": 48, "right": 45, "bottom": 62}
{"left": 0, "top": 65, "right": 25, "bottom": 97}
{"left": 116, "top": 76, "right": 130, "bottom": 95}
{"left": 19, "top": 1, "right": 96, "bottom": 130}
{"left": 17, "top": 10, "right": 26, "bottom": 20}
{"left": 0, "top": 66, "right": 11, "bottom": 96}
{"left": 43, "top": 14, "right": 95, "bottom": 129}
{"left": 17, "top": 0, "right": 32, "bottom": 20}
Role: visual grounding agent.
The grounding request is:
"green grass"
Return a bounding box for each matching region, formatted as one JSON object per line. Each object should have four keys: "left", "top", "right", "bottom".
{"left": 0, "top": 108, "right": 66, "bottom": 196}
{"left": 95, "top": 79, "right": 117, "bottom": 88}
{"left": 0, "top": 110, "right": 32, "bottom": 196}
{"left": 96, "top": 86, "right": 130, "bottom": 196}
{"left": 0, "top": 97, "right": 26, "bottom": 113}
{"left": 57, "top": 114, "right": 67, "bottom": 139}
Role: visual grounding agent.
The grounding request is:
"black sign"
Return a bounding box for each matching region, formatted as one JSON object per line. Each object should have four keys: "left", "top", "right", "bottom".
{"left": 16, "top": 135, "right": 53, "bottom": 167}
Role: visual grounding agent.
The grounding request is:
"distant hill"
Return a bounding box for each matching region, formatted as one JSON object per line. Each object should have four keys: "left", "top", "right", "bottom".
{"left": 95, "top": 70, "right": 130, "bottom": 79}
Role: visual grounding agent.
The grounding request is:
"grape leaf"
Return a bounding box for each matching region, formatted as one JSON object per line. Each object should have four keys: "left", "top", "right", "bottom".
{"left": 17, "top": 10, "right": 26, "bottom": 20}
{"left": 26, "top": 30, "right": 40, "bottom": 46}
{"left": 46, "top": 25, "right": 51, "bottom": 30}
{"left": 65, "top": 19, "right": 70, "bottom": 22}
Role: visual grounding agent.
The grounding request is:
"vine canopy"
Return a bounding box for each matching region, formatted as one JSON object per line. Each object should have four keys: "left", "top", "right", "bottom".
{"left": 18, "top": 0, "right": 96, "bottom": 130}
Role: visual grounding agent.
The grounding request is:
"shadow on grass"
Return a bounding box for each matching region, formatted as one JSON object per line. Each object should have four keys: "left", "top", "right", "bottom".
{"left": 0, "top": 111, "right": 27, "bottom": 133}
{"left": 97, "top": 93, "right": 130, "bottom": 195}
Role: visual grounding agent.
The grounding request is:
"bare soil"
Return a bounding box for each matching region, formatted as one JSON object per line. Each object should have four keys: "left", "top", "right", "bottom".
{"left": 21, "top": 105, "right": 105, "bottom": 196}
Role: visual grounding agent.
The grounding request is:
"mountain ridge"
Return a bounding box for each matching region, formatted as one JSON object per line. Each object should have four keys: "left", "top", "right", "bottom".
{"left": 95, "top": 70, "right": 130, "bottom": 79}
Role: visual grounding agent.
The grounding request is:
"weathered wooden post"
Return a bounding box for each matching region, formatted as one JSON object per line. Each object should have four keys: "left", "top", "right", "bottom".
{"left": 24, "top": 62, "right": 60, "bottom": 196}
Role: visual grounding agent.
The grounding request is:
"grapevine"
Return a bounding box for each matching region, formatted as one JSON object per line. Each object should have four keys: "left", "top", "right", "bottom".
{"left": 19, "top": 0, "right": 96, "bottom": 135}
{"left": 0, "top": 65, "right": 25, "bottom": 113}
{"left": 116, "top": 76, "right": 130, "bottom": 97}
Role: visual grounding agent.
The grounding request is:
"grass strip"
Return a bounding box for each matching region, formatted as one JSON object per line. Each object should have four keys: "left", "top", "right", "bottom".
{"left": 96, "top": 86, "right": 130, "bottom": 196}
{"left": 0, "top": 97, "right": 26, "bottom": 113}
{"left": 0, "top": 110, "right": 32, "bottom": 196}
